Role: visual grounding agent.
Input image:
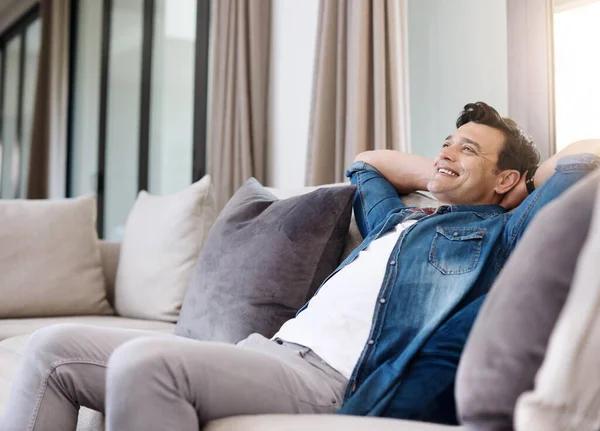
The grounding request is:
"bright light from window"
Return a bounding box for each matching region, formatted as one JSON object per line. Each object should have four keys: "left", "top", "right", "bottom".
{"left": 554, "top": 1, "right": 600, "bottom": 151}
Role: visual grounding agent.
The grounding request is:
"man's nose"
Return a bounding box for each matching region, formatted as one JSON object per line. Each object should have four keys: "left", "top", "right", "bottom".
{"left": 439, "top": 145, "right": 456, "bottom": 161}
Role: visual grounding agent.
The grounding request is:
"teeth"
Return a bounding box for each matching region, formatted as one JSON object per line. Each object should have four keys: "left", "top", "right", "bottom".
{"left": 438, "top": 168, "right": 458, "bottom": 176}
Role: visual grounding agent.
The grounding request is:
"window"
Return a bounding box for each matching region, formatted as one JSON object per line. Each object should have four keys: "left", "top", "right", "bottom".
{"left": 0, "top": 6, "right": 41, "bottom": 199}
{"left": 553, "top": 0, "right": 600, "bottom": 151}
{"left": 68, "top": 0, "right": 210, "bottom": 238}
{"left": 103, "top": 0, "right": 144, "bottom": 241}
{"left": 149, "top": 0, "right": 197, "bottom": 196}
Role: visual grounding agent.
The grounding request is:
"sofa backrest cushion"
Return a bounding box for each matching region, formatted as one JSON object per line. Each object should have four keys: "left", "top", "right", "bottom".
{"left": 99, "top": 241, "right": 120, "bottom": 308}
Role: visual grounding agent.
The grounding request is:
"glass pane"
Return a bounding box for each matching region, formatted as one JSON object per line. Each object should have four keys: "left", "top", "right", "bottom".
{"left": 18, "top": 18, "right": 41, "bottom": 198}
{"left": 553, "top": 0, "right": 600, "bottom": 151}
{"left": 70, "top": 0, "right": 102, "bottom": 197}
{"left": 104, "top": 0, "right": 143, "bottom": 240}
{"left": 1, "top": 36, "right": 22, "bottom": 199}
{"left": 148, "top": 0, "right": 196, "bottom": 195}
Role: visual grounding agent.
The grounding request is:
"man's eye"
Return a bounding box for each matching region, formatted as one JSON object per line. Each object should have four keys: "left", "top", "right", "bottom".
{"left": 464, "top": 146, "right": 475, "bottom": 153}
{"left": 442, "top": 142, "right": 450, "bottom": 148}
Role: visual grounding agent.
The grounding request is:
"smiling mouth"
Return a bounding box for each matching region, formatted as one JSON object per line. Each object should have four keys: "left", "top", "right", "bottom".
{"left": 437, "top": 168, "right": 459, "bottom": 177}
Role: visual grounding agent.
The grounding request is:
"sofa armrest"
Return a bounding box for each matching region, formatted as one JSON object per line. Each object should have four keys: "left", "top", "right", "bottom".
{"left": 99, "top": 241, "right": 120, "bottom": 308}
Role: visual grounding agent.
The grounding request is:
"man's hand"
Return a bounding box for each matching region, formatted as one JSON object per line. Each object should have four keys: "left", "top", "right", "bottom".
{"left": 499, "top": 171, "right": 528, "bottom": 210}
{"left": 500, "top": 138, "right": 600, "bottom": 211}
{"left": 500, "top": 138, "right": 600, "bottom": 210}
{"left": 354, "top": 150, "right": 434, "bottom": 195}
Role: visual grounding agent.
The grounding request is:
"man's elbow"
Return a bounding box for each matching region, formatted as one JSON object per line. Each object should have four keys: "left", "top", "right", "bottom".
{"left": 561, "top": 139, "right": 600, "bottom": 158}
{"left": 354, "top": 151, "right": 374, "bottom": 163}
{"left": 354, "top": 150, "right": 395, "bottom": 164}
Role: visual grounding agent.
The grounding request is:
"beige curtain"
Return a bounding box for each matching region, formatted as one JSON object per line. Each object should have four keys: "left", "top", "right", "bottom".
{"left": 27, "top": 0, "right": 70, "bottom": 199}
{"left": 207, "top": 0, "right": 271, "bottom": 210}
{"left": 306, "top": 0, "right": 410, "bottom": 186}
{"left": 507, "top": 0, "right": 555, "bottom": 161}
{"left": 0, "top": 0, "right": 38, "bottom": 37}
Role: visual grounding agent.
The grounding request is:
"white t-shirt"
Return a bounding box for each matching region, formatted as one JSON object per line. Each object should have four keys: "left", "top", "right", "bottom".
{"left": 273, "top": 220, "right": 417, "bottom": 379}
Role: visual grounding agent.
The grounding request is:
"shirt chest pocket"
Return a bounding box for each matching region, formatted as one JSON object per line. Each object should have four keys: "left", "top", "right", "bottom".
{"left": 429, "top": 227, "right": 485, "bottom": 275}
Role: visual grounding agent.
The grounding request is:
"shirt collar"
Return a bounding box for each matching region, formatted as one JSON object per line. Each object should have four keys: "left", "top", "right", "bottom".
{"left": 436, "top": 204, "right": 506, "bottom": 217}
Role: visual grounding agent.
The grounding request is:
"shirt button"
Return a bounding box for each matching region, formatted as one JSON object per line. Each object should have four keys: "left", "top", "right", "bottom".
{"left": 379, "top": 298, "right": 386, "bottom": 304}
{"left": 453, "top": 232, "right": 458, "bottom": 237}
{"left": 389, "top": 260, "right": 396, "bottom": 265}
{"left": 368, "top": 339, "right": 375, "bottom": 345}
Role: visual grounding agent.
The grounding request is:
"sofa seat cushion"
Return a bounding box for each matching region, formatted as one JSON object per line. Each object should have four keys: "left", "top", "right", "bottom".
{"left": 0, "top": 334, "right": 35, "bottom": 354}
{"left": 205, "top": 414, "right": 462, "bottom": 431}
{"left": 76, "top": 409, "right": 105, "bottom": 431}
{"left": 0, "top": 316, "right": 175, "bottom": 341}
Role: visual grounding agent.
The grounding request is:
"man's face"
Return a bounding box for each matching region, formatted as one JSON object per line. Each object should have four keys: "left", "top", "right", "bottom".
{"left": 428, "top": 122, "right": 506, "bottom": 205}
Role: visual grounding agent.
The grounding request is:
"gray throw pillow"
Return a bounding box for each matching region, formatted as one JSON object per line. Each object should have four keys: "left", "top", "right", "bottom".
{"left": 456, "top": 169, "right": 600, "bottom": 431}
{"left": 175, "top": 178, "right": 356, "bottom": 343}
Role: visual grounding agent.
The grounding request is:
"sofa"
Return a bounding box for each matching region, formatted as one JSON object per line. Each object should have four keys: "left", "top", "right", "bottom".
{"left": 4, "top": 173, "right": 600, "bottom": 431}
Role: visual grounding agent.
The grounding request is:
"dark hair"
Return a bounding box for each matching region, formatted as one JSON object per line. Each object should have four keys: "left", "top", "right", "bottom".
{"left": 456, "top": 102, "right": 540, "bottom": 174}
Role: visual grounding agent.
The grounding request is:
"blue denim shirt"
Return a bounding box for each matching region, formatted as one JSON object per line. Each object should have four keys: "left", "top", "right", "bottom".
{"left": 299, "top": 153, "right": 598, "bottom": 416}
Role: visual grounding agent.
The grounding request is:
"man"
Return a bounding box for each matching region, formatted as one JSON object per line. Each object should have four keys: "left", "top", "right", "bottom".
{"left": 1, "top": 102, "right": 598, "bottom": 431}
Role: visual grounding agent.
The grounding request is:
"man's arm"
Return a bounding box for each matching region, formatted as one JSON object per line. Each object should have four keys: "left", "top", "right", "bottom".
{"left": 501, "top": 139, "right": 600, "bottom": 209}
{"left": 502, "top": 140, "right": 600, "bottom": 255}
{"left": 536, "top": 139, "right": 600, "bottom": 182}
{"left": 354, "top": 150, "right": 434, "bottom": 194}
{"left": 347, "top": 151, "right": 434, "bottom": 237}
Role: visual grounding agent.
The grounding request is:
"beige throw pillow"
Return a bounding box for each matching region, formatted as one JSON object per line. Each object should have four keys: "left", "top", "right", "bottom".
{"left": 0, "top": 195, "right": 113, "bottom": 317}
{"left": 114, "top": 175, "right": 216, "bottom": 322}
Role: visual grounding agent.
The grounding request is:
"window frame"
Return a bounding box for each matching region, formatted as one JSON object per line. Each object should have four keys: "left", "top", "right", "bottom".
{"left": 0, "top": 4, "right": 41, "bottom": 199}
{"left": 66, "top": 0, "right": 211, "bottom": 237}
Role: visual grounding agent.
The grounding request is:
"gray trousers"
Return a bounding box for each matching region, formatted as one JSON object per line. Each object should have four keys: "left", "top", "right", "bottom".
{"left": 0, "top": 324, "right": 348, "bottom": 431}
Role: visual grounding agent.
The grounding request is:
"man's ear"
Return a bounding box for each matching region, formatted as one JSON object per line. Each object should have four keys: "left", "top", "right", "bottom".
{"left": 494, "top": 170, "right": 521, "bottom": 195}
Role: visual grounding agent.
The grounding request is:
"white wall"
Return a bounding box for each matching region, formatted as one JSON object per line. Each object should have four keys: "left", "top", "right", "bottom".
{"left": 408, "top": 0, "right": 509, "bottom": 160}
{"left": 266, "top": 0, "right": 319, "bottom": 189}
